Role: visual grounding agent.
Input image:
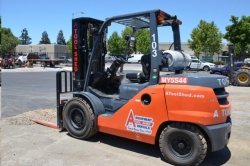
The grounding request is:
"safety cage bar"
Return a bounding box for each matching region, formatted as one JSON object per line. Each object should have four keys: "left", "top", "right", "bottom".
{"left": 113, "top": 9, "right": 182, "bottom": 29}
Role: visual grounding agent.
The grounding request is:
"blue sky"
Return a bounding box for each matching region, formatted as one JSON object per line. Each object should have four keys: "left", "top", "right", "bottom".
{"left": 1, "top": 0, "right": 249, "bottom": 45}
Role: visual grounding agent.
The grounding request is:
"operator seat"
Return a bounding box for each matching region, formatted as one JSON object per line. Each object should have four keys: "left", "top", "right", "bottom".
{"left": 126, "top": 53, "right": 151, "bottom": 83}
{"left": 89, "top": 71, "right": 107, "bottom": 89}
{"left": 90, "top": 56, "right": 126, "bottom": 89}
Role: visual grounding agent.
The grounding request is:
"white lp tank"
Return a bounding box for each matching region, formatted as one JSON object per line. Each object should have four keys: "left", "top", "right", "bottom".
{"left": 161, "top": 50, "right": 191, "bottom": 71}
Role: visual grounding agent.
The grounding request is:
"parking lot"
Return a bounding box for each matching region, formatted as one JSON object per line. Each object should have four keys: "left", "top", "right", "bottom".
{"left": 1, "top": 63, "right": 250, "bottom": 166}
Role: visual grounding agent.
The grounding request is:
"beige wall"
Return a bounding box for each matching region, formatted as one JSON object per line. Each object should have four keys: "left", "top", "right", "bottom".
{"left": 159, "top": 42, "right": 228, "bottom": 62}
{"left": 15, "top": 44, "right": 69, "bottom": 59}
{"left": 16, "top": 43, "right": 227, "bottom": 61}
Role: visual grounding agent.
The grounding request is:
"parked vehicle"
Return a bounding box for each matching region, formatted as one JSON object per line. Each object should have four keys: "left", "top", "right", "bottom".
{"left": 127, "top": 54, "right": 143, "bottom": 63}
{"left": 38, "top": 54, "right": 49, "bottom": 59}
{"left": 1, "top": 54, "right": 17, "bottom": 69}
{"left": 16, "top": 53, "right": 68, "bottom": 67}
{"left": 210, "top": 62, "right": 250, "bottom": 76}
{"left": 58, "top": 56, "right": 72, "bottom": 63}
{"left": 27, "top": 53, "right": 39, "bottom": 63}
{"left": 16, "top": 53, "right": 28, "bottom": 64}
{"left": 105, "top": 56, "right": 116, "bottom": 63}
{"left": 16, "top": 52, "right": 40, "bottom": 64}
{"left": 245, "top": 58, "right": 250, "bottom": 63}
{"left": 186, "top": 59, "right": 216, "bottom": 71}
{"left": 190, "top": 55, "right": 198, "bottom": 60}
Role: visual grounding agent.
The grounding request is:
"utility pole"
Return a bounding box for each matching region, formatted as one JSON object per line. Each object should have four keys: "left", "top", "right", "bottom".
{"left": 228, "top": 44, "right": 235, "bottom": 84}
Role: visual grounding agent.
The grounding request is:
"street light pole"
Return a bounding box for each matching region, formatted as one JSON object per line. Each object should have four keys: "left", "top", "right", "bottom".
{"left": 72, "top": 11, "right": 84, "bottom": 19}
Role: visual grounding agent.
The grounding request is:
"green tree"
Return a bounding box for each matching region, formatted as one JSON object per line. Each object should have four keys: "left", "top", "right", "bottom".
{"left": 19, "top": 28, "right": 32, "bottom": 45}
{"left": 39, "top": 31, "right": 51, "bottom": 44}
{"left": 187, "top": 28, "right": 203, "bottom": 55}
{"left": 107, "top": 31, "right": 124, "bottom": 55}
{"left": 233, "top": 43, "right": 250, "bottom": 60}
{"left": 57, "top": 30, "right": 66, "bottom": 45}
{"left": 66, "top": 35, "right": 72, "bottom": 53}
{"left": 188, "top": 20, "right": 223, "bottom": 56}
{"left": 121, "top": 26, "right": 135, "bottom": 54}
{"left": 224, "top": 15, "right": 250, "bottom": 61}
{"left": 0, "top": 16, "right": 2, "bottom": 52}
{"left": 134, "top": 29, "right": 150, "bottom": 54}
{"left": 1, "top": 28, "right": 19, "bottom": 53}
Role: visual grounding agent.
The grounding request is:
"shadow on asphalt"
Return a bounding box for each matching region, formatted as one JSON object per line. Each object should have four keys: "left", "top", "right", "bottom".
{"left": 66, "top": 132, "right": 231, "bottom": 165}
{"left": 200, "top": 146, "right": 231, "bottom": 166}
{"left": 67, "top": 132, "right": 165, "bottom": 161}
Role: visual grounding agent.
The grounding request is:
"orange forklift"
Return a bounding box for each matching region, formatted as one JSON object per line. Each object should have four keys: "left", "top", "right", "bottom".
{"left": 56, "top": 9, "right": 232, "bottom": 166}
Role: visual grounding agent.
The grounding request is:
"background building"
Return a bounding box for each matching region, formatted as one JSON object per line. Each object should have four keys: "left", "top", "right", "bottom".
{"left": 15, "top": 43, "right": 228, "bottom": 62}
{"left": 159, "top": 42, "right": 228, "bottom": 62}
{"left": 15, "top": 44, "right": 69, "bottom": 59}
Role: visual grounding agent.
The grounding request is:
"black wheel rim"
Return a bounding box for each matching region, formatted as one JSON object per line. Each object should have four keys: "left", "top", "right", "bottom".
{"left": 70, "top": 108, "right": 86, "bottom": 129}
{"left": 168, "top": 133, "right": 194, "bottom": 158}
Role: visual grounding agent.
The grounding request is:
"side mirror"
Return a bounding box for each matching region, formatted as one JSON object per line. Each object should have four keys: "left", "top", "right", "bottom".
{"left": 130, "top": 37, "right": 135, "bottom": 47}
{"left": 125, "top": 35, "right": 130, "bottom": 41}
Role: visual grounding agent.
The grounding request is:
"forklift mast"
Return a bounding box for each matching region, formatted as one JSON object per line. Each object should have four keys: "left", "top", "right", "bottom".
{"left": 228, "top": 44, "right": 235, "bottom": 84}
{"left": 72, "top": 17, "right": 106, "bottom": 91}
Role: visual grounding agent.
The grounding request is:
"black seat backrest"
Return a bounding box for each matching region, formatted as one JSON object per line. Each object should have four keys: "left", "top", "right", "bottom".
{"left": 90, "top": 71, "right": 107, "bottom": 88}
{"left": 141, "top": 53, "right": 151, "bottom": 79}
{"left": 125, "top": 53, "right": 151, "bottom": 83}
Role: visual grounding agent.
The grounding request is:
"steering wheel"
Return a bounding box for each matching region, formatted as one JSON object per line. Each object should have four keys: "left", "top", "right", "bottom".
{"left": 114, "top": 54, "right": 127, "bottom": 64}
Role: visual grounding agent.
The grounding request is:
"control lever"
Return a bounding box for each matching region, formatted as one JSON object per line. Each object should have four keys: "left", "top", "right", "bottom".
{"left": 107, "top": 55, "right": 126, "bottom": 75}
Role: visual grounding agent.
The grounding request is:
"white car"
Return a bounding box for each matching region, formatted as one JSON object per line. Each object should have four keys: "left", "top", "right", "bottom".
{"left": 17, "top": 53, "right": 28, "bottom": 63}
{"left": 127, "top": 54, "right": 143, "bottom": 63}
{"left": 187, "top": 59, "right": 216, "bottom": 71}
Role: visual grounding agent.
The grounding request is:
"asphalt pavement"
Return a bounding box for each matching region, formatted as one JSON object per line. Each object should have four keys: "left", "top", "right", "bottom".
{"left": 1, "top": 63, "right": 142, "bottom": 117}
{"left": 1, "top": 63, "right": 207, "bottom": 118}
{"left": 2, "top": 64, "right": 240, "bottom": 166}
{"left": 1, "top": 71, "right": 58, "bottom": 117}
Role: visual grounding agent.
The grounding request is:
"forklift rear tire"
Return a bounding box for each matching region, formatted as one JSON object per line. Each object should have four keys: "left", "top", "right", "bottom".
{"left": 233, "top": 69, "right": 250, "bottom": 86}
{"left": 63, "top": 97, "right": 97, "bottom": 139}
{"left": 159, "top": 123, "right": 207, "bottom": 166}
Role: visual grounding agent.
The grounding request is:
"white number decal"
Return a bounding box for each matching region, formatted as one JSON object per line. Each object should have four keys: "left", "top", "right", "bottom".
{"left": 160, "top": 77, "right": 188, "bottom": 84}
{"left": 151, "top": 34, "right": 157, "bottom": 57}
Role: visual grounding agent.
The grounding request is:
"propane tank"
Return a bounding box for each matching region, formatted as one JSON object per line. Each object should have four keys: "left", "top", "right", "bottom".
{"left": 161, "top": 50, "right": 191, "bottom": 71}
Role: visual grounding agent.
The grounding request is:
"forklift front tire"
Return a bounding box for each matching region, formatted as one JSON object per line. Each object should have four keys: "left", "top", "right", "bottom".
{"left": 63, "top": 97, "right": 97, "bottom": 139}
{"left": 159, "top": 123, "right": 207, "bottom": 166}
